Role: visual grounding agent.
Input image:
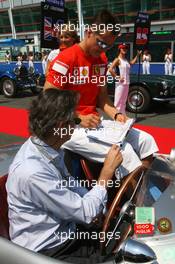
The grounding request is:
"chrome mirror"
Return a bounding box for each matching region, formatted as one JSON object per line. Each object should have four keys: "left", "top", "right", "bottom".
{"left": 115, "top": 238, "right": 157, "bottom": 263}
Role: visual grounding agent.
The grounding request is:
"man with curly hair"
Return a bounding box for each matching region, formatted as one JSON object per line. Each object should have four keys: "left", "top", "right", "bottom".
{"left": 6, "top": 89, "right": 123, "bottom": 263}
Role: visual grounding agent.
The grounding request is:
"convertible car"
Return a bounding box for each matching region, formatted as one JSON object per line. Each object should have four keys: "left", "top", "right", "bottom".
{"left": 107, "top": 74, "right": 175, "bottom": 113}
{"left": 0, "top": 143, "right": 175, "bottom": 264}
{"left": 0, "top": 63, "right": 41, "bottom": 98}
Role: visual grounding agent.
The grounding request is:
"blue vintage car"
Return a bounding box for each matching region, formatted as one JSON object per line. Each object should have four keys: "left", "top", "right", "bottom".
{"left": 0, "top": 63, "right": 41, "bottom": 98}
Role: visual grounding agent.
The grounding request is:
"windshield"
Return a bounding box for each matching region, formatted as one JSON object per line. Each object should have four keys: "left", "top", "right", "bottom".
{"left": 135, "top": 156, "right": 175, "bottom": 236}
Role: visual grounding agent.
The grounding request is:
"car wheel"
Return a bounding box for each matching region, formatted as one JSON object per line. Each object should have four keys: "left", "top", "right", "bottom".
{"left": 127, "top": 85, "right": 151, "bottom": 113}
{"left": 30, "top": 86, "right": 41, "bottom": 95}
{"left": 1, "top": 78, "right": 17, "bottom": 98}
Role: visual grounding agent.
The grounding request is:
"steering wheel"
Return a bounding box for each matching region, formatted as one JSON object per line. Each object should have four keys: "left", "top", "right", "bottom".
{"left": 101, "top": 165, "right": 145, "bottom": 253}
{"left": 65, "top": 151, "right": 145, "bottom": 254}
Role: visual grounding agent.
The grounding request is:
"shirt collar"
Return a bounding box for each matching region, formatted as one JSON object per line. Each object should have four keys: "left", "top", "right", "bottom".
{"left": 30, "top": 136, "right": 64, "bottom": 162}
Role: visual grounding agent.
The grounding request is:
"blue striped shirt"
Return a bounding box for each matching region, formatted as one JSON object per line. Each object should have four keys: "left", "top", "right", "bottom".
{"left": 6, "top": 137, "right": 107, "bottom": 251}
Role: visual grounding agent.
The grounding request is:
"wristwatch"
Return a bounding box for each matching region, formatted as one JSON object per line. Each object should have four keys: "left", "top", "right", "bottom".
{"left": 74, "top": 117, "right": 82, "bottom": 125}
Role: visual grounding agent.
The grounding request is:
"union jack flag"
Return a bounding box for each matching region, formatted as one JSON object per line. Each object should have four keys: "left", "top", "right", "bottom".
{"left": 44, "top": 17, "right": 52, "bottom": 41}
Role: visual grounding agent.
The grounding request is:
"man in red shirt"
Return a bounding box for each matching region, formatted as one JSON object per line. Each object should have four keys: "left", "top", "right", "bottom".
{"left": 44, "top": 10, "right": 123, "bottom": 127}
{"left": 46, "top": 43, "right": 107, "bottom": 117}
{"left": 44, "top": 10, "right": 158, "bottom": 174}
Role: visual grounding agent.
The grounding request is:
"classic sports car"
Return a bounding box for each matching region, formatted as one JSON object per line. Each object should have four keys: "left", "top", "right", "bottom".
{"left": 107, "top": 74, "right": 175, "bottom": 113}
{"left": 0, "top": 143, "right": 175, "bottom": 264}
{"left": 0, "top": 63, "right": 41, "bottom": 98}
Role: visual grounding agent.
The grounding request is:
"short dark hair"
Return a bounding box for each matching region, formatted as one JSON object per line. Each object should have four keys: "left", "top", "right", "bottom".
{"left": 91, "top": 9, "right": 120, "bottom": 35}
{"left": 29, "top": 89, "right": 79, "bottom": 140}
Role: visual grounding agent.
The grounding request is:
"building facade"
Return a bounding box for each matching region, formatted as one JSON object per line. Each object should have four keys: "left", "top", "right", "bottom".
{"left": 66, "top": 0, "right": 175, "bottom": 32}
{"left": 0, "top": 0, "right": 175, "bottom": 61}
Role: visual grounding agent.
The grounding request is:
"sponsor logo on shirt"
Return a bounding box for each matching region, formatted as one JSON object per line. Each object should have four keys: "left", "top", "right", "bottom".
{"left": 73, "top": 67, "right": 79, "bottom": 76}
{"left": 52, "top": 60, "right": 69, "bottom": 75}
{"left": 72, "top": 66, "right": 89, "bottom": 84}
{"left": 92, "top": 64, "right": 106, "bottom": 76}
{"left": 80, "top": 66, "right": 89, "bottom": 77}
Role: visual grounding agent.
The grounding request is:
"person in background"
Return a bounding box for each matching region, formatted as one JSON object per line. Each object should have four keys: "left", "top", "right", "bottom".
{"left": 5, "top": 50, "right": 10, "bottom": 63}
{"left": 142, "top": 49, "right": 151, "bottom": 74}
{"left": 28, "top": 52, "right": 34, "bottom": 71}
{"left": 45, "top": 24, "right": 79, "bottom": 76}
{"left": 164, "top": 48, "right": 172, "bottom": 75}
{"left": 6, "top": 88, "right": 123, "bottom": 263}
{"left": 41, "top": 50, "right": 48, "bottom": 75}
{"left": 108, "top": 43, "right": 142, "bottom": 114}
{"left": 16, "top": 53, "right": 23, "bottom": 67}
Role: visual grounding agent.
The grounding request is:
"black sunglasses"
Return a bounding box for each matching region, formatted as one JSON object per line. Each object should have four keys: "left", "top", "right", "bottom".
{"left": 96, "top": 38, "right": 113, "bottom": 50}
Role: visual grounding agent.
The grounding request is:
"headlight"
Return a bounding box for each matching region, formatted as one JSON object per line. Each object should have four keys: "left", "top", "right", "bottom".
{"left": 13, "top": 67, "right": 20, "bottom": 75}
{"left": 161, "top": 81, "right": 168, "bottom": 89}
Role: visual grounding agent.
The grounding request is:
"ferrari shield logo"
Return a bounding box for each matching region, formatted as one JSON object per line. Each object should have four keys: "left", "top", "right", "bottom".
{"left": 93, "top": 65, "right": 100, "bottom": 75}
{"left": 92, "top": 64, "right": 106, "bottom": 76}
{"left": 80, "top": 66, "right": 89, "bottom": 77}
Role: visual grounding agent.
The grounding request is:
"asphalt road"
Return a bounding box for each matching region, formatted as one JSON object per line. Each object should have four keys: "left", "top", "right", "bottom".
{"left": 0, "top": 91, "right": 175, "bottom": 146}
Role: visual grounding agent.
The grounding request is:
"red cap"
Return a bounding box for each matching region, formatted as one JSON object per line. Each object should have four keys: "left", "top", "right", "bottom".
{"left": 118, "top": 43, "right": 128, "bottom": 50}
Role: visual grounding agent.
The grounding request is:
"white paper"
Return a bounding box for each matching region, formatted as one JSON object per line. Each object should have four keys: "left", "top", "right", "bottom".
{"left": 86, "top": 118, "right": 135, "bottom": 146}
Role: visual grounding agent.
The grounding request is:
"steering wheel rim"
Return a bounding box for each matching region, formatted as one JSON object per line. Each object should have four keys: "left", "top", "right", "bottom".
{"left": 101, "top": 166, "right": 144, "bottom": 252}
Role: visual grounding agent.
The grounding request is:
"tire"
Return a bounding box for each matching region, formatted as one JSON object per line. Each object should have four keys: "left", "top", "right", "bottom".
{"left": 126, "top": 85, "right": 151, "bottom": 113}
{"left": 1, "top": 78, "right": 17, "bottom": 98}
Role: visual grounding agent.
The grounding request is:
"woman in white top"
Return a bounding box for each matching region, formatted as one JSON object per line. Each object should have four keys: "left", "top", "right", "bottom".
{"left": 109, "top": 43, "right": 141, "bottom": 114}
{"left": 45, "top": 24, "right": 79, "bottom": 76}
{"left": 16, "top": 54, "right": 23, "bottom": 67}
{"left": 142, "top": 49, "right": 151, "bottom": 74}
{"left": 41, "top": 51, "right": 48, "bottom": 75}
{"left": 28, "top": 52, "right": 34, "bottom": 70}
{"left": 164, "top": 48, "right": 172, "bottom": 75}
{"left": 5, "top": 51, "right": 10, "bottom": 64}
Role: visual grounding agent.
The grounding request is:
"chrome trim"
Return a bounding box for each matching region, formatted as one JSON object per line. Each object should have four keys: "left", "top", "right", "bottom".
{"left": 116, "top": 238, "right": 157, "bottom": 263}
{"left": 153, "top": 97, "right": 175, "bottom": 101}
